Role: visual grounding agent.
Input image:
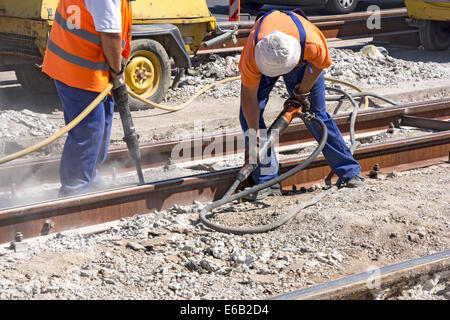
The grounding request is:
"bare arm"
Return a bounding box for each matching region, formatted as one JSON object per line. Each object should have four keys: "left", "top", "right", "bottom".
{"left": 294, "top": 64, "right": 323, "bottom": 95}
{"left": 100, "top": 32, "right": 122, "bottom": 79}
{"left": 241, "top": 84, "right": 260, "bottom": 135}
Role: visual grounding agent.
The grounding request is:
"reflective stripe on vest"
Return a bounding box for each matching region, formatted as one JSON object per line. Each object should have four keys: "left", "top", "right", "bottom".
{"left": 47, "top": 39, "right": 110, "bottom": 71}
{"left": 54, "top": 10, "right": 102, "bottom": 46}
{"left": 42, "top": 0, "right": 132, "bottom": 92}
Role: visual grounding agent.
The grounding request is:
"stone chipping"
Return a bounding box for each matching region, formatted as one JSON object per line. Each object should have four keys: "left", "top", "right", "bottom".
{"left": 0, "top": 163, "right": 448, "bottom": 300}
{"left": 163, "top": 48, "right": 450, "bottom": 103}
{"left": 0, "top": 109, "right": 58, "bottom": 139}
{"left": 0, "top": 48, "right": 449, "bottom": 300}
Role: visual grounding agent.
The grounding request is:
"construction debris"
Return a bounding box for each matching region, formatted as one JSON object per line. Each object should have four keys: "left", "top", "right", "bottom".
{"left": 0, "top": 164, "right": 448, "bottom": 300}
{"left": 163, "top": 49, "right": 450, "bottom": 103}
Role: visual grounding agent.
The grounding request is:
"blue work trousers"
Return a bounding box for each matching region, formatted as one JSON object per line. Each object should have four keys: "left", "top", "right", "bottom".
{"left": 54, "top": 80, "right": 114, "bottom": 197}
{"left": 239, "top": 64, "right": 361, "bottom": 184}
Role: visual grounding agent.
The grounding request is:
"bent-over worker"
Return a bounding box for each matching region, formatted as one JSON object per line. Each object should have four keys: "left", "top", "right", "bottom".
{"left": 42, "top": 0, "right": 133, "bottom": 197}
{"left": 238, "top": 9, "right": 365, "bottom": 201}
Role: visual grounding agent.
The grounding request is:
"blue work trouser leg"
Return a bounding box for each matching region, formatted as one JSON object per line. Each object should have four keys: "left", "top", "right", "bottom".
{"left": 283, "top": 65, "right": 361, "bottom": 181}
{"left": 239, "top": 75, "right": 281, "bottom": 184}
{"left": 54, "top": 80, "right": 114, "bottom": 197}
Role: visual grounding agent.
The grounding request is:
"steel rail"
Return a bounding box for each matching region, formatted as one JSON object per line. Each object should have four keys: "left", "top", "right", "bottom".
{"left": 0, "top": 129, "right": 448, "bottom": 245}
{"left": 197, "top": 8, "right": 418, "bottom": 54}
{"left": 271, "top": 250, "right": 450, "bottom": 300}
{"left": 1, "top": 99, "right": 449, "bottom": 191}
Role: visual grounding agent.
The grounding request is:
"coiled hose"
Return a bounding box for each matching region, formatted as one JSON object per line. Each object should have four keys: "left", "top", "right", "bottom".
{"left": 199, "top": 115, "right": 328, "bottom": 235}
{"left": 197, "top": 84, "right": 387, "bottom": 235}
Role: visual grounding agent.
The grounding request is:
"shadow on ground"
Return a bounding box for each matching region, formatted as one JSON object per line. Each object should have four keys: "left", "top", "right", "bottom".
{"left": 0, "top": 82, "right": 61, "bottom": 114}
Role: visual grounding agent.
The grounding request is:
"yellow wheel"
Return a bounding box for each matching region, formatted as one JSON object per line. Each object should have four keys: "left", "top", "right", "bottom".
{"left": 126, "top": 52, "right": 160, "bottom": 98}
{"left": 126, "top": 39, "right": 171, "bottom": 110}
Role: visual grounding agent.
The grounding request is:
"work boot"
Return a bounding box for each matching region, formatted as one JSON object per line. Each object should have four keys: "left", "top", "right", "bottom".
{"left": 341, "top": 174, "right": 366, "bottom": 188}
{"left": 243, "top": 183, "right": 283, "bottom": 201}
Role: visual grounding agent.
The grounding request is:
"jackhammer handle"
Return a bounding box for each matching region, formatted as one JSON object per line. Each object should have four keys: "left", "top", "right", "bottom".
{"left": 224, "top": 111, "right": 291, "bottom": 197}
{"left": 111, "top": 81, "right": 145, "bottom": 185}
{"left": 224, "top": 98, "right": 304, "bottom": 197}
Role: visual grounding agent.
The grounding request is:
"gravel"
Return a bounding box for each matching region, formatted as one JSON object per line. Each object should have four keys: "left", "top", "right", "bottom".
{"left": 163, "top": 48, "right": 450, "bottom": 104}
{"left": 1, "top": 47, "right": 449, "bottom": 158}
{"left": 0, "top": 163, "right": 448, "bottom": 300}
{"left": 0, "top": 109, "right": 58, "bottom": 139}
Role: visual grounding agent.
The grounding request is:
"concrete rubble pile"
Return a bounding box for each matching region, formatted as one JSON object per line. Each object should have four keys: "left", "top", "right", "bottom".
{"left": 0, "top": 109, "right": 57, "bottom": 139}
{"left": 328, "top": 48, "right": 450, "bottom": 88}
{"left": 165, "top": 49, "right": 450, "bottom": 103}
{"left": 0, "top": 110, "right": 59, "bottom": 157}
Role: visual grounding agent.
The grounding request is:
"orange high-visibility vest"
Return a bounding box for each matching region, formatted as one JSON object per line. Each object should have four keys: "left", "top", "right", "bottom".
{"left": 42, "top": 0, "right": 132, "bottom": 92}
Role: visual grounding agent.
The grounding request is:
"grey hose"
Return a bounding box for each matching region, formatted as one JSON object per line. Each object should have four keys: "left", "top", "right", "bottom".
{"left": 198, "top": 86, "right": 363, "bottom": 235}
{"left": 325, "top": 86, "right": 360, "bottom": 153}
{"left": 199, "top": 116, "right": 328, "bottom": 234}
{"left": 326, "top": 92, "right": 398, "bottom": 106}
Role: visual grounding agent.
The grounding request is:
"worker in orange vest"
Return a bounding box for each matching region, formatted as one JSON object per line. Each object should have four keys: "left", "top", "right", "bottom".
{"left": 42, "top": 0, "right": 133, "bottom": 197}
{"left": 239, "top": 9, "right": 364, "bottom": 201}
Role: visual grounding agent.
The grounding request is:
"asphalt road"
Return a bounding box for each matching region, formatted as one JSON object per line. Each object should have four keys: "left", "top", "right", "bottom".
{"left": 207, "top": 0, "right": 405, "bottom": 20}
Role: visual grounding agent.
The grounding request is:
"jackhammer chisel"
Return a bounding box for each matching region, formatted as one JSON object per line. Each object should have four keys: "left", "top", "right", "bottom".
{"left": 111, "top": 77, "right": 145, "bottom": 185}
{"left": 224, "top": 98, "right": 309, "bottom": 197}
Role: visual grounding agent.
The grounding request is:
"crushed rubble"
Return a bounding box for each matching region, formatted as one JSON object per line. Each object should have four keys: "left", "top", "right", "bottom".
{"left": 0, "top": 109, "right": 58, "bottom": 139}
{"left": 1, "top": 48, "right": 448, "bottom": 157}
{"left": 327, "top": 48, "right": 450, "bottom": 89}
{"left": 0, "top": 109, "right": 61, "bottom": 158}
{"left": 0, "top": 163, "right": 448, "bottom": 300}
{"left": 163, "top": 49, "right": 450, "bottom": 104}
{"left": 376, "top": 271, "right": 449, "bottom": 300}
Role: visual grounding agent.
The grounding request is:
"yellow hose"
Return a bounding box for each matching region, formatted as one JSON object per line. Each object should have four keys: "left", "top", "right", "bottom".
{"left": 0, "top": 83, "right": 113, "bottom": 165}
{"left": 324, "top": 76, "right": 370, "bottom": 110}
{"left": 127, "top": 76, "right": 241, "bottom": 112}
{"left": 0, "top": 75, "right": 368, "bottom": 165}
{"left": 129, "top": 76, "right": 368, "bottom": 111}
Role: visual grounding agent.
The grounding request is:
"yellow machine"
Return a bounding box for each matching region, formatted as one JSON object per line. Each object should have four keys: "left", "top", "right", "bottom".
{"left": 0, "top": 0, "right": 218, "bottom": 106}
{"left": 405, "top": 0, "right": 450, "bottom": 50}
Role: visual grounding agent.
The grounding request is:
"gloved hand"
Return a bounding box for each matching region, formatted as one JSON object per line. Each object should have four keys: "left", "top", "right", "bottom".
{"left": 110, "top": 63, "right": 126, "bottom": 89}
{"left": 283, "top": 97, "right": 304, "bottom": 110}
{"left": 293, "top": 85, "right": 311, "bottom": 111}
{"left": 111, "top": 74, "right": 126, "bottom": 90}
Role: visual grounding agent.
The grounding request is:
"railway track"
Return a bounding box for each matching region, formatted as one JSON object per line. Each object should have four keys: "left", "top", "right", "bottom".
{"left": 1, "top": 7, "right": 448, "bottom": 303}
{"left": 198, "top": 8, "right": 419, "bottom": 54}
{"left": 272, "top": 250, "right": 449, "bottom": 300}
{"left": 2, "top": 99, "right": 449, "bottom": 191}
{"left": 0, "top": 98, "right": 449, "bottom": 245}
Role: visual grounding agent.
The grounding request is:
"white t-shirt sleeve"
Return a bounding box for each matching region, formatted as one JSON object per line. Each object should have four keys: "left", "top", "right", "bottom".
{"left": 84, "top": 0, "right": 122, "bottom": 33}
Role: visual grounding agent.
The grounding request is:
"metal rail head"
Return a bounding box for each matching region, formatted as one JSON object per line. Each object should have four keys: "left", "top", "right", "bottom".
{"left": 270, "top": 250, "right": 450, "bottom": 300}
{"left": 111, "top": 80, "right": 145, "bottom": 185}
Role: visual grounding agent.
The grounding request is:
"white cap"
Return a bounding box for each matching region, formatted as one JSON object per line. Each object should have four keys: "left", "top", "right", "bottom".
{"left": 254, "top": 30, "right": 301, "bottom": 77}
